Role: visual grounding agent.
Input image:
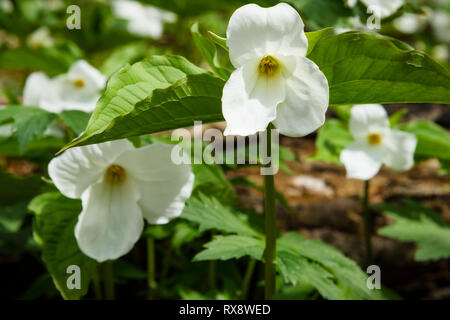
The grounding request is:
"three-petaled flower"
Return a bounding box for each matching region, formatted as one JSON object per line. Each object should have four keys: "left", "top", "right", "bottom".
{"left": 222, "top": 3, "right": 329, "bottom": 137}
{"left": 48, "top": 140, "right": 194, "bottom": 262}
{"left": 23, "top": 60, "right": 106, "bottom": 113}
{"left": 340, "top": 104, "right": 417, "bottom": 180}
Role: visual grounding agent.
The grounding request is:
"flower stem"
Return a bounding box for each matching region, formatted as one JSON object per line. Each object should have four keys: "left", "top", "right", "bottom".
{"left": 92, "top": 269, "right": 102, "bottom": 300}
{"left": 240, "top": 259, "right": 256, "bottom": 299}
{"left": 147, "top": 237, "right": 155, "bottom": 300}
{"left": 102, "top": 261, "right": 115, "bottom": 300}
{"left": 263, "top": 125, "right": 276, "bottom": 300}
{"left": 362, "top": 180, "right": 372, "bottom": 266}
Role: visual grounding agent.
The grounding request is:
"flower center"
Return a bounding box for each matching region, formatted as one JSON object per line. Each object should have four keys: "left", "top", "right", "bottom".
{"left": 73, "top": 78, "right": 85, "bottom": 89}
{"left": 105, "top": 164, "right": 126, "bottom": 183}
{"left": 367, "top": 133, "right": 382, "bottom": 145}
{"left": 258, "top": 55, "right": 280, "bottom": 76}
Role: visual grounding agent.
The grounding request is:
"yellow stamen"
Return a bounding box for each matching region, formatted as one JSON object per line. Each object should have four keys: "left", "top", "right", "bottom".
{"left": 258, "top": 55, "right": 280, "bottom": 76}
{"left": 105, "top": 164, "right": 126, "bottom": 183}
{"left": 367, "top": 133, "right": 382, "bottom": 145}
{"left": 73, "top": 78, "right": 85, "bottom": 88}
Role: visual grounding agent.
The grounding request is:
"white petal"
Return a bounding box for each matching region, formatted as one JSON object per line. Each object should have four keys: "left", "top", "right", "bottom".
{"left": 349, "top": 104, "right": 389, "bottom": 139}
{"left": 383, "top": 130, "right": 417, "bottom": 171}
{"left": 75, "top": 178, "right": 144, "bottom": 262}
{"left": 226, "top": 3, "right": 308, "bottom": 67}
{"left": 362, "top": 0, "right": 404, "bottom": 18}
{"left": 23, "top": 72, "right": 53, "bottom": 108}
{"left": 114, "top": 142, "right": 194, "bottom": 224}
{"left": 222, "top": 60, "right": 284, "bottom": 136}
{"left": 340, "top": 141, "right": 383, "bottom": 180}
{"left": 272, "top": 56, "right": 329, "bottom": 137}
{"left": 67, "top": 60, "right": 106, "bottom": 90}
{"left": 48, "top": 140, "right": 134, "bottom": 198}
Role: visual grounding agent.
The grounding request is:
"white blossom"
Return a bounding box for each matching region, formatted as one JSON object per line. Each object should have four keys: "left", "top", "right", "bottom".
{"left": 340, "top": 104, "right": 417, "bottom": 180}
{"left": 48, "top": 140, "right": 194, "bottom": 262}
{"left": 361, "top": 0, "right": 404, "bottom": 18}
{"left": 23, "top": 60, "right": 106, "bottom": 113}
{"left": 112, "top": 0, "right": 176, "bottom": 39}
{"left": 222, "top": 3, "right": 329, "bottom": 137}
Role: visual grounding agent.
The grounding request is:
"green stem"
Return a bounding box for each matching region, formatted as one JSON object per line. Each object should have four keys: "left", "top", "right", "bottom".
{"left": 92, "top": 269, "right": 102, "bottom": 300}
{"left": 147, "top": 237, "right": 155, "bottom": 300}
{"left": 263, "top": 125, "right": 276, "bottom": 300}
{"left": 102, "top": 261, "right": 115, "bottom": 300}
{"left": 362, "top": 180, "right": 372, "bottom": 266}
{"left": 240, "top": 259, "right": 256, "bottom": 299}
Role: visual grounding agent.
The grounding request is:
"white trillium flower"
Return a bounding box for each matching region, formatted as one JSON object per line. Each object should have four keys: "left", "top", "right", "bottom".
{"left": 23, "top": 60, "right": 106, "bottom": 113}
{"left": 48, "top": 140, "right": 194, "bottom": 262}
{"left": 26, "top": 27, "right": 54, "bottom": 49}
{"left": 340, "top": 104, "right": 417, "bottom": 181}
{"left": 361, "top": 0, "right": 404, "bottom": 18}
{"left": 222, "top": 3, "right": 329, "bottom": 137}
{"left": 393, "top": 13, "right": 427, "bottom": 34}
{"left": 112, "top": 0, "right": 176, "bottom": 39}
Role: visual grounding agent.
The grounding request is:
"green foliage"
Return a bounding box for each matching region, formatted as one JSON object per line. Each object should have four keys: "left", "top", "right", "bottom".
{"left": 99, "top": 42, "right": 149, "bottom": 77}
{"left": 193, "top": 235, "right": 264, "bottom": 261}
{"left": 191, "top": 23, "right": 232, "bottom": 79}
{"left": 0, "top": 170, "right": 47, "bottom": 206}
{"left": 396, "top": 120, "right": 450, "bottom": 170}
{"left": 60, "top": 55, "right": 225, "bottom": 151}
{"left": 307, "top": 32, "right": 450, "bottom": 105}
{"left": 181, "top": 194, "right": 261, "bottom": 237}
{"left": 29, "top": 192, "right": 98, "bottom": 300}
{"left": 0, "top": 106, "right": 54, "bottom": 152}
{"left": 57, "top": 110, "right": 90, "bottom": 135}
{"left": 309, "top": 119, "right": 353, "bottom": 164}
{"left": 377, "top": 200, "right": 450, "bottom": 261}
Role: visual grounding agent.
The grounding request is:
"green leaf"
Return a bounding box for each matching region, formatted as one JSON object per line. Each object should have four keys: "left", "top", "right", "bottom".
{"left": 389, "top": 109, "right": 407, "bottom": 127}
{"left": 57, "top": 110, "right": 90, "bottom": 135}
{"left": 307, "top": 32, "right": 450, "bottom": 105}
{"left": 181, "top": 194, "right": 260, "bottom": 237}
{"left": 207, "top": 31, "right": 228, "bottom": 51}
{"left": 193, "top": 235, "right": 264, "bottom": 261}
{"left": 29, "top": 192, "right": 98, "bottom": 300}
{"left": 278, "top": 232, "right": 387, "bottom": 299}
{"left": 305, "top": 27, "right": 333, "bottom": 56}
{"left": 100, "top": 42, "right": 148, "bottom": 77}
{"left": 191, "top": 23, "right": 232, "bottom": 80}
{"left": 0, "top": 201, "right": 28, "bottom": 232}
{"left": 0, "top": 170, "right": 46, "bottom": 206}
{"left": 309, "top": 119, "right": 353, "bottom": 164}
{"left": 377, "top": 200, "right": 450, "bottom": 261}
{"left": 60, "top": 55, "right": 225, "bottom": 152}
{"left": 397, "top": 120, "right": 450, "bottom": 165}
{"left": 0, "top": 105, "right": 53, "bottom": 151}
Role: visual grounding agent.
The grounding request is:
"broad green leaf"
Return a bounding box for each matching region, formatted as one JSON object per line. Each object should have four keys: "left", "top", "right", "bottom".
{"left": 377, "top": 200, "right": 450, "bottom": 261}
{"left": 181, "top": 194, "right": 260, "bottom": 237}
{"left": 396, "top": 120, "right": 450, "bottom": 165}
{"left": 193, "top": 235, "right": 264, "bottom": 261}
{"left": 191, "top": 23, "right": 232, "bottom": 80}
{"left": 309, "top": 119, "right": 353, "bottom": 164}
{"left": 0, "top": 105, "right": 54, "bottom": 151}
{"left": 100, "top": 42, "right": 148, "bottom": 77}
{"left": 305, "top": 27, "right": 333, "bottom": 56}
{"left": 57, "top": 110, "right": 90, "bottom": 135}
{"left": 29, "top": 192, "right": 98, "bottom": 300}
{"left": 60, "top": 55, "right": 225, "bottom": 152}
{"left": 278, "top": 232, "right": 388, "bottom": 299}
{"left": 307, "top": 32, "right": 450, "bottom": 105}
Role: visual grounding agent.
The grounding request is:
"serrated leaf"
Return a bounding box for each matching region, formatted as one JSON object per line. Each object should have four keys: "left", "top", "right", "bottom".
{"left": 193, "top": 235, "right": 264, "bottom": 261}
{"left": 60, "top": 55, "right": 225, "bottom": 152}
{"left": 0, "top": 105, "right": 54, "bottom": 151}
{"left": 29, "top": 192, "right": 98, "bottom": 300}
{"left": 278, "top": 232, "right": 387, "bottom": 299}
{"left": 377, "top": 200, "right": 450, "bottom": 261}
{"left": 57, "top": 110, "right": 90, "bottom": 135}
{"left": 181, "top": 194, "right": 260, "bottom": 237}
{"left": 307, "top": 32, "right": 450, "bottom": 105}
